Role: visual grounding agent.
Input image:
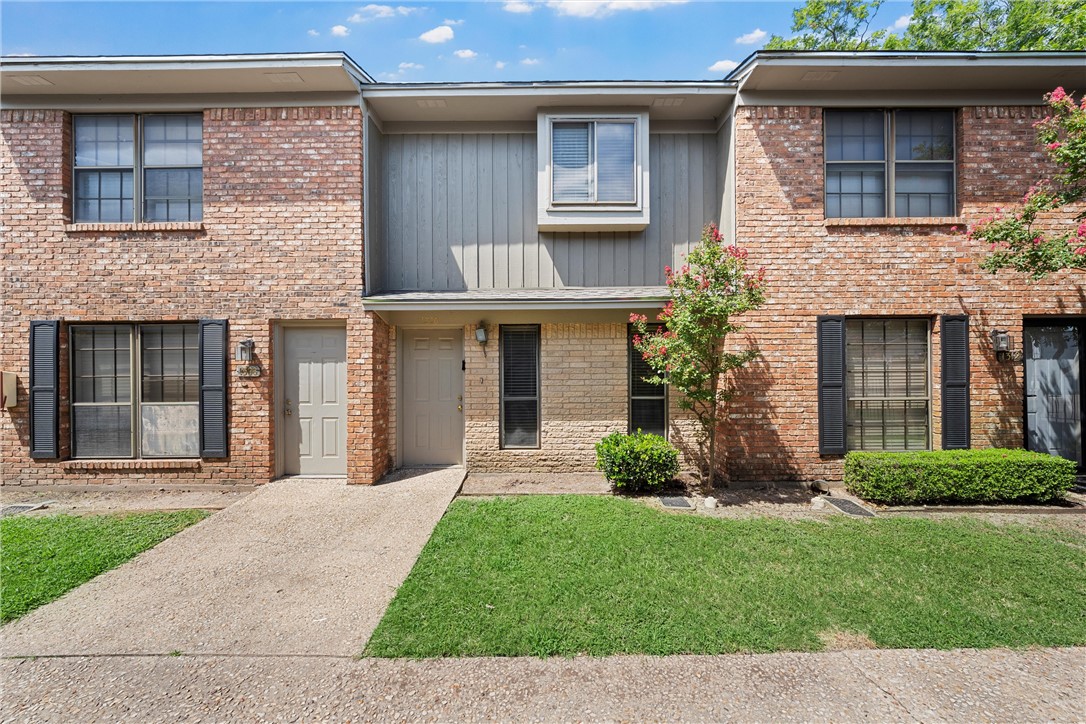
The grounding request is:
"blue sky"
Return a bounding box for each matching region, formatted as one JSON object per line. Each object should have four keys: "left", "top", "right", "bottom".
{"left": 2, "top": 1, "right": 916, "bottom": 82}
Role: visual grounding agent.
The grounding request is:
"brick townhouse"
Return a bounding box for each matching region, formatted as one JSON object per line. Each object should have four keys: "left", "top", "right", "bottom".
{"left": 1, "top": 51, "right": 1083, "bottom": 488}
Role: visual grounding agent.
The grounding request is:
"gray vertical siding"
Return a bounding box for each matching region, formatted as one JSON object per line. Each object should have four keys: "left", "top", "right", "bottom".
{"left": 375, "top": 132, "right": 722, "bottom": 291}
{"left": 365, "top": 116, "right": 386, "bottom": 293}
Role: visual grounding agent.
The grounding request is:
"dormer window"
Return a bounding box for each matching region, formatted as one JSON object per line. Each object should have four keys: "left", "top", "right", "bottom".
{"left": 537, "top": 111, "right": 650, "bottom": 231}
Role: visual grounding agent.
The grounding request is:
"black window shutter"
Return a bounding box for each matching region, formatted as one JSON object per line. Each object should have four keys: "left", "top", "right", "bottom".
{"left": 817, "top": 316, "right": 847, "bottom": 455}
{"left": 198, "top": 319, "right": 229, "bottom": 458}
{"left": 29, "top": 320, "right": 60, "bottom": 459}
{"left": 941, "top": 315, "right": 970, "bottom": 449}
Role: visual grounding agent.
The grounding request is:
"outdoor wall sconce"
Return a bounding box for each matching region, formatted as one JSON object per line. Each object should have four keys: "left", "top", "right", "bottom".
{"left": 990, "top": 329, "right": 1011, "bottom": 361}
{"left": 235, "top": 339, "right": 255, "bottom": 363}
{"left": 475, "top": 323, "right": 489, "bottom": 356}
{"left": 235, "top": 339, "right": 262, "bottom": 378}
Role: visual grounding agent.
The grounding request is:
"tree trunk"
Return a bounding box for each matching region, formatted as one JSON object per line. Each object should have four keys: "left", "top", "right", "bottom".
{"left": 706, "top": 373, "right": 719, "bottom": 496}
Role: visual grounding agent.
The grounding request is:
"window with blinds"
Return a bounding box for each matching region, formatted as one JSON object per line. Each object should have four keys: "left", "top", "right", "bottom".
{"left": 825, "top": 109, "right": 954, "bottom": 219}
{"left": 551, "top": 119, "right": 637, "bottom": 205}
{"left": 71, "top": 323, "right": 200, "bottom": 458}
{"left": 500, "top": 325, "right": 540, "bottom": 449}
{"left": 74, "top": 114, "right": 203, "bottom": 223}
{"left": 844, "top": 319, "right": 930, "bottom": 451}
{"left": 629, "top": 325, "right": 667, "bottom": 436}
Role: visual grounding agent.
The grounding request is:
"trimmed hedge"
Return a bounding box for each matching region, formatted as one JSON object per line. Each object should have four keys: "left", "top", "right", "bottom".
{"left": 844, "top": 448, "right": 1076, "bottom": 505}
{"left": 595, "top": 431, "right": 680, "bottom": 493}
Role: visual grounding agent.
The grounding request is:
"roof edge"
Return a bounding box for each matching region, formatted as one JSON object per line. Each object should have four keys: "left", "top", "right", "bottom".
{"left": 0, "top": 51, "right": 375, "bottom": 84}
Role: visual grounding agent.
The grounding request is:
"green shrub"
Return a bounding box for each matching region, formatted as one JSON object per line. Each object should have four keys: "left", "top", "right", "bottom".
{"left": 844, "top": 448, "right": 1076, "bottom": 505}
{"left": 595, "top": 431, "right": 680, "bottom": 493}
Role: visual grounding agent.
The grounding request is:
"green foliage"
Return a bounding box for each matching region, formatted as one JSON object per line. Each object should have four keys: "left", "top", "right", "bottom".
{"left": 767, "top": 0, "right": 888, "bottom": 50}
{"left": 365, "top": 495, "right": 1086, "bottom": 657}
{"left": 595, "top": 431, "right": 681, "bottom": 493}
{"left": 844, "top": 448, "right": 1076, "bottom": 505}
{"left": 1, "top": 510, "right": 209, "bottom": 622}
{"left": 971, "top": 87, "right": 1086, "bottom": 278}
{"left": 630, "top": 224, "right": 766, "bottom": 490}
{"left": 767, "top": 0, "right": 1086, "bottom": 51}
{"left": 885, "top": 0, "right": 1086, "bottom": 51}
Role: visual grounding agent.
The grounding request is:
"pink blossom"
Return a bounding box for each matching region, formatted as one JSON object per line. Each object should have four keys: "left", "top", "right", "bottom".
{"left": 659, "top": 345, "right": 667, "bottom": 355}
{"left": 950, "top": 226, "right": 959, "bottom": 233}
{"left": 1047, "top": 142, "right": 1062, "bottom": 151}
{"left": 1049, "top": 87, "right": 1067, "bottom": 103}
{"left": 1075, "top": 246, "right": 1086, "bottom": 256}
{"left": 1078, "top": 222, "right": 1086, "bottom": 238}
{"left": 1033, "top": 236, "right": 1042, "bottom": 245}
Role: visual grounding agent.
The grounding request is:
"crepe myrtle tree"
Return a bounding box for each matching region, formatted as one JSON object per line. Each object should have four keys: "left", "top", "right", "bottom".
{"left": 630, "top": 224, "right": 766, "bottom": 493}
{"left": 969, "top": 87, "right": 1086, "bottom": 279}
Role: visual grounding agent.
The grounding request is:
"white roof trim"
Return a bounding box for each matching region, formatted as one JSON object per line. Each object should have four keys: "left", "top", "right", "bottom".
{"left": 1, "top": 52, "right": 375, "bottom": 84}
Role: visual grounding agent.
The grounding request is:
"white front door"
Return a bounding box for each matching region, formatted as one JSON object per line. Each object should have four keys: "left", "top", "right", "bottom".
{"left": 402, "top": 329, "right": 464, "bottom": 466}
{"left": 283, "top": 327, "right": 347, "bottom": 476}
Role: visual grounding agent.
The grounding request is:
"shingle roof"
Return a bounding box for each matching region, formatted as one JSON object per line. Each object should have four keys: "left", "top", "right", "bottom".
{"left": 362, "top": 287, "right": 668, "bottom": 310}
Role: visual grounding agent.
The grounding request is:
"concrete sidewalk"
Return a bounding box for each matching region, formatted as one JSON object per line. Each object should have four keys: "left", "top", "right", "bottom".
{"left": 0, "top": 469, "right": 463, "bottom": 658}
{"left": 2, "top": 647, "right": 1082, "bottom": 722}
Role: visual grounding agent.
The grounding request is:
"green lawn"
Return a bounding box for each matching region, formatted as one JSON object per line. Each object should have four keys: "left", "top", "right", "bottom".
{"left": 365, "top": 496, "right": 1086, "bottom": 657}
{"left": 1, "top": 510, "right": 209, "bottom": 623}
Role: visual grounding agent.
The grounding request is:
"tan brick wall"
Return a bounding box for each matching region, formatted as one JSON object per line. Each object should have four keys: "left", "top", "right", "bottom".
{"left": 731, "top": 105, "right": 1083, "bottom": 482}
{"left": 463, "top": 322, "right": 697, "bottom": 472}
{"left": 1, "top": 107, "right": 390, "bottom": 486}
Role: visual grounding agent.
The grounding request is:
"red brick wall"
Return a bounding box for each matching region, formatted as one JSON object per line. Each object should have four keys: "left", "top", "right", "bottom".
{"left": 729, "top": 105, "right": 1084, "bottom": 482}
{"left": 1, "top": 106, "right": 391, "bottom": 486}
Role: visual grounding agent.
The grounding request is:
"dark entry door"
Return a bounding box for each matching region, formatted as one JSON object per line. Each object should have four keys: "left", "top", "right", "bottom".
{"left": 1025, "top": 319, "right": 1084, "bottom": 468}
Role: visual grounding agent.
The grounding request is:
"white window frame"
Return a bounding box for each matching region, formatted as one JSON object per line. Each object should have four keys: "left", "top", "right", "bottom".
{"left": 537, "top": 110, "right": 650, "bottom": 232}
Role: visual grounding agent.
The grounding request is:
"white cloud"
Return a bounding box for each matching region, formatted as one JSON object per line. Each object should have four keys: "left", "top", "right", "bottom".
{"left": 521, "top": 57, "right": 541, "bottom": 65}
{"left": 503, "top": 1, "right": 535, "bottom": 13}
{"left": 545, "top": 0, "right": 686, "bottom": 18}
{"left": 348, "top": 4, "right": 421, "bottom": 22}
{"left": 399, "top": 61, "right": 424, "bottom": 70}
{"left": 495, "top": 61, "right": 507, "bottom": 69}
{"left": 735, "top": 28, "right": 766, "bottom": 45}
{"left": 891, "top": 14, "right": 912, "bottom": 30}
{"left": 708, "top": 59, "right": 738, "bottom": 73}
{"left": 419, "top": 25, "right": 454, "bottom": 43}
{"left": 454, "top": 49, "right": 478, "bottom": 59}
{"left": 331, "top": 25, "right": 351, "bottom": 37}
{"left": 443, "top": 18, "right": 464, "bottom": 25}
{"left": 307, "top": 29, "right": 320, "bottom": 37}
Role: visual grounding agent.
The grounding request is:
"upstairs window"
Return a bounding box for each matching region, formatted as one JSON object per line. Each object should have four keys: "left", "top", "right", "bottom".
{"left": 537, "top": 111, "right": 650, "bottom": 231}
{"left": 824, "top": 110, "right": 954, "bottom": 219}
{"left": 74, "top": 114, "right": 203, "bottom": 223}
{"left": 552, "top": 120, "right": 637, "bottom": 204}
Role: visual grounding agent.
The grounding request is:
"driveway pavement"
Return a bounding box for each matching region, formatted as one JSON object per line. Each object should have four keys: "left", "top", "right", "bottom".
{"left": 2, "top": 648, "right": 1082, "bottom": 722}
{"left": 0, "top": 469, "right": 463, "bottom": 658}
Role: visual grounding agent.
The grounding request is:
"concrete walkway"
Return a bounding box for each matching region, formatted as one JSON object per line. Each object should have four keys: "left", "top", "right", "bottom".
{"left": 0, "top": 469, "right": 464, "bottom": 658}
{"left": 2, "top": 648, "right": 1082, "bottom": 721}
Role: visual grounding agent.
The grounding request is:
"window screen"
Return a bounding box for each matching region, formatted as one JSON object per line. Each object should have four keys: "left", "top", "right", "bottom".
{"left": 845, "top": 319, "right": 930, "bottom": 451}
{"left": 73, "top": 116, "right": 135, "bottom": 223}
{"left": 501, "top": 325, "right": 540, "bottom": 448}
{"left": 630, "top": 325, "right": 666, "bottom": 436}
